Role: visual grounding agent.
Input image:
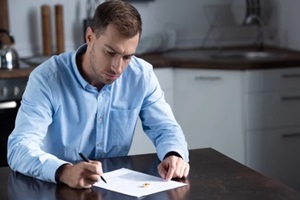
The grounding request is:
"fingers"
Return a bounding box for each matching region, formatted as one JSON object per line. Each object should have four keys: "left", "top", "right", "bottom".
{"left": 158, "top": 163, "right": 167, "bottom": 179}
{"left": 165, "top": 162, "right": 176, "bottom": 181}
{"left": 81, "top": 169, "right": 101, "bottom": 183}
{"left": 80, "top": 161, "right": 102, "bottom": 185}
{"left": 183, "top": 163, "right": 190, "bottom": 177}
{"left": 85, "top": 160, "right": 103, "bottom": 175}
{"left": 80, "top": 176, "right": 98, "bottom": 189}
{"left": 58, "top": 161, "right": 103, "bottom": 189}
{"left": 158, "top": 156, "right": 190, "bottom": 181}
{"left": 174, "top": 159, "right": 189, "bottom": 178}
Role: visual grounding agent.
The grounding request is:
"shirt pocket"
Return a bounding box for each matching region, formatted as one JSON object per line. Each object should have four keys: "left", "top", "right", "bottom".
{"left": 108, "top": 108, "right": 139, "bottom": 154}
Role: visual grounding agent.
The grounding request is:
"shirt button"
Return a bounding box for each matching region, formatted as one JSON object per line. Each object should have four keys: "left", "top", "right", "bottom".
{"left": 98, "top": 117, "right": 102, "bottom": 123}
{"left": 97, "top": 142, "right": 102, "bottom": 147}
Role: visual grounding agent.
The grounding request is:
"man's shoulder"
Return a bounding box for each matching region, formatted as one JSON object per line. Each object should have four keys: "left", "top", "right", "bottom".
{"left": 127, "top": 56, "right": 153, "bottom": 74}
{"left": 31, "top": 52, "right": 73, "bottom": 80}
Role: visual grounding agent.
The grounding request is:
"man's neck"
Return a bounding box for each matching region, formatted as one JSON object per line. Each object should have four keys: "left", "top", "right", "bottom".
{"left": 76, "top": 53, "right": 105, "bottom": 91}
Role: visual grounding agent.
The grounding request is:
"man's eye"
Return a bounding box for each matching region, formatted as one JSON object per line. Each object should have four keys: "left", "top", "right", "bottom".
{"left": 107, "top": 51, "right": 115, "bottom": 56}
{"left": 123, "top": 55, "right": 132, "bottom": 61}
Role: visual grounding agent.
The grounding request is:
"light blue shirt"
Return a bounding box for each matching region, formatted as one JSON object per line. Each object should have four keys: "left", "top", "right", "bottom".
{"left": 7, "top": 44, "right": 189, "bottom": 183}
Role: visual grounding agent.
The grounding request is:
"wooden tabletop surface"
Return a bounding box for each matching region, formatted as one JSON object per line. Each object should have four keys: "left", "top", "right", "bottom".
{"left": 0, "top": 148, "right": 300, "bottom": 200}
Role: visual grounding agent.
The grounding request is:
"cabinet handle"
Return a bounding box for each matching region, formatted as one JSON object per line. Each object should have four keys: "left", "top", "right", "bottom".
{"left": 194, "top": 76, "right": 222, "bottom": 81}
{"left": 0, "top": 101, "right": 17, "bottom": 109}
{"left": 282, "top": 132, "right": 300, "bottom": 138}
{"left": 281, "top": 96, "right": 300, "bottom": 101}
{"left": 282, "top": 74, "right": 300, "bottom": 78}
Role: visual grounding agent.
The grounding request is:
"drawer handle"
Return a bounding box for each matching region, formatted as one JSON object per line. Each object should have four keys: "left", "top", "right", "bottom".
{"left": 282, "top": 74, "right": 300, "bottom": 78}
{"left": 0, "top": 101, "right": 17, "bottom": 109}
{"left": 194, "top": 76, "right": 222, "bottom": 81}
{"left": 282, "top": 132, "right": 300, "bottom": 138}
{"left": 281, "top": 96, "right": 300, "bottom": 101}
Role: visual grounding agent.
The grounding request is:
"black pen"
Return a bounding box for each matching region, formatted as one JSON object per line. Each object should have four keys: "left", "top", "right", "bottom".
{"left": 79, "top": 152, "right": 107, "bottom": 184}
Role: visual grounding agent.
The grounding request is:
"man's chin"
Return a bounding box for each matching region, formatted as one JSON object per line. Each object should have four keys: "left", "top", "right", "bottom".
{"left": 103, "top": 79, "right": 116, "bottom": 85}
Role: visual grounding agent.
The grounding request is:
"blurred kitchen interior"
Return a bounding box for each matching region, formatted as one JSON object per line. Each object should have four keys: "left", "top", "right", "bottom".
{"left": 0, "top": 0, "right": 298, "bottom": 57}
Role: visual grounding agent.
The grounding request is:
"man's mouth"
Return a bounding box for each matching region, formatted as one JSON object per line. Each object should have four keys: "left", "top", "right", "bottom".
{"left": 104, "top": 73, "right": 118, "bottom": 81}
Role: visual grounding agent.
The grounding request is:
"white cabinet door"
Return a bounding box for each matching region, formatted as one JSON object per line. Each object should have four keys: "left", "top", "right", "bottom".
{"left": 245, "top": 67, "right": 300, "bottom": 191}
{"left": 247, "top": 90, "right": 300, "bottom": 130}
{"left": 129, "top": 68, "right": 174, "bottom": 155}
{"left": 246, "top": 127, "right": 300, "bottom": 191}
{"left": 246, "top": 67, "right": 300, "bottom": 93}
{"left": 246, "top": 68, "right": 300, "bottom": 130}
{"left": 173, "top": 69, "right": 245, "bottom": 164}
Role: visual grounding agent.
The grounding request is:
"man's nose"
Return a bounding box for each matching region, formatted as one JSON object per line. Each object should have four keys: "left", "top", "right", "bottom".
{"left": 112, "top": 57, "right": 123, "bottom": 74}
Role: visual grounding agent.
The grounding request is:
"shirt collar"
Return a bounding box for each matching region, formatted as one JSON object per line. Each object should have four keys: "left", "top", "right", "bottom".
{"left": 71, "top": 44, "right": 90, "bottom": 90}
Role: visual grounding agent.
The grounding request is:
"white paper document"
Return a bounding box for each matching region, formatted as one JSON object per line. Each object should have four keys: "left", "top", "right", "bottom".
{"left": 94, "top": 168, "right": 187, "bottom": 197}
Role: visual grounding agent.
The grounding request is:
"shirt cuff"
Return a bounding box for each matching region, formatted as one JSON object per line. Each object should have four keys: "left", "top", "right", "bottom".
{"left": 158, "top": 147, "right": 189, "bottom": 162}
{"left": 42, "top": 159, "right": 70, "bottom": 183}
{"left": 163, "top": 151, "right": 183, "bottom": 160}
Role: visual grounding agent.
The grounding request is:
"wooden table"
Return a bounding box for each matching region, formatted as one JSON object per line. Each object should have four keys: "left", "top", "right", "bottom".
{"left": 1, "top": 148, "right": 300, "bottom": 200}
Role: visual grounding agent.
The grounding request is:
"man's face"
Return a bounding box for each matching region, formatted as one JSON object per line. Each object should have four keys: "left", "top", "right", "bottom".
{"left": 85, "top": 24, "right": 140, "bottom": 86}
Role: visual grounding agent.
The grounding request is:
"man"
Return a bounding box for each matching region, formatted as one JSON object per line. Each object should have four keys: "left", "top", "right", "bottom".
{"left": 8, "top": 0, "right": 189, "bottom": 189}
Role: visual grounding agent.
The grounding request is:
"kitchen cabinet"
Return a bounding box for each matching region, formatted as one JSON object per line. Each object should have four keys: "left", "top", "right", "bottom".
{"left": 247, "top": 127, "right": 300, "bottom": 191}
{"left": 246, "top": 67, "right": 300, "bottom": 130}
{"left": 129, "top": 68, "right": 174, "bottom": 155}
{"left": 247, "top": 90, "right": 300, "bottom": 129}
{"left": 245, "top": 67, "right": 300, "bottom": 191}
{"left": 173, "top": 69, "right": 245, "bottom": 164}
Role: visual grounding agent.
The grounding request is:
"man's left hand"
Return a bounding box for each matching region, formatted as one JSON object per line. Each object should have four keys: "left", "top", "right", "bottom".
{"left": 158, "top": 155, "right": 190, "bottom": 181}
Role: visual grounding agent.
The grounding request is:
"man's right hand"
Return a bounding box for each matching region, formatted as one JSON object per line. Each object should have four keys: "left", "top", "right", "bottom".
{"left": 57, "top": 161, "right": 103, "bottom": 189}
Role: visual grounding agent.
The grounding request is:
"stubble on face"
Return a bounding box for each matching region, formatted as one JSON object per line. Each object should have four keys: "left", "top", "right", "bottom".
{"left": 88, "top": 43, "right": 107, "bottom": 86}
{"left": 83, "top": 25, "right": 140, "bottom": 89}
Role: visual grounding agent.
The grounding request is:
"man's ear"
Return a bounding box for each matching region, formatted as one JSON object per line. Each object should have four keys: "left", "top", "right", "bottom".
{"left": 85, "top": 27, "right": 94, "bottom": 43}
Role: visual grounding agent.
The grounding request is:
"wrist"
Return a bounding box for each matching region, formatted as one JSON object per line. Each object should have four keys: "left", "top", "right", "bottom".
{"left": 55, "top": 164, "right": 71, "bottom": 184}
{"left": 163, "top": 151, "right": 182, "bottom": 160}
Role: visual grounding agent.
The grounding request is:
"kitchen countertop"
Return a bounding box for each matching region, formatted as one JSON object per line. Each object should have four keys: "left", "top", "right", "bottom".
{"left": 0, "top": 67, "right": 35, "bottom": 79}
{"left": 2, "top": 45, "right": 300, "bottom": 79}
{"left": 139, "top": 45, "right": 300, "bottom": 70}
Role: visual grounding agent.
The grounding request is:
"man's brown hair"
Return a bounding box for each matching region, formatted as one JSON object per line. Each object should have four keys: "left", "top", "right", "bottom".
{"left": 91, "top": 0, "right": 142, "bottom": 39}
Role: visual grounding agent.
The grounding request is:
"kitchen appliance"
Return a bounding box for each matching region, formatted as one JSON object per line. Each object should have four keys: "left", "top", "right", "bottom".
{"left": 0, "top": 29, "right": 19, "bottom": 70}
{"left": 0, "top": 76, "right": 28, "bottom": 167}
{"left": 0, "top": 0, "right": 29, "bottom": 167}
{"left": 0, "top": 58, "right": 31, "bottom": 166}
